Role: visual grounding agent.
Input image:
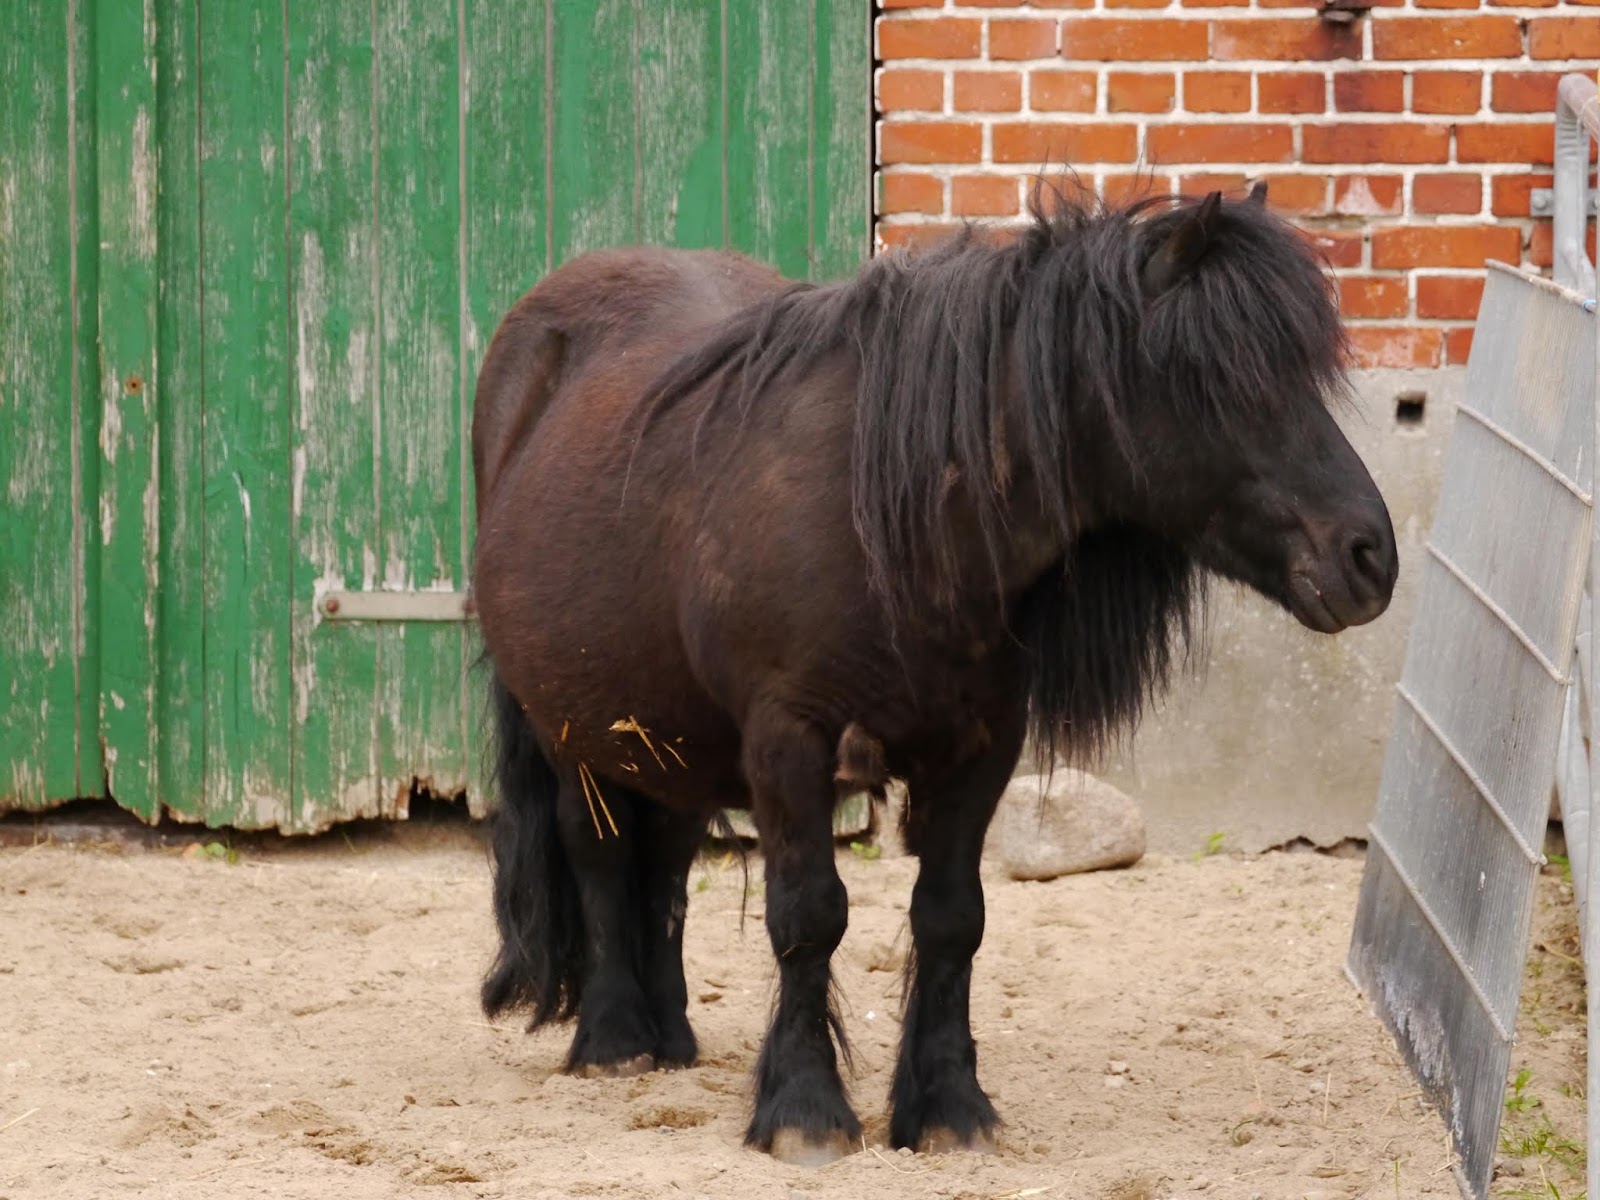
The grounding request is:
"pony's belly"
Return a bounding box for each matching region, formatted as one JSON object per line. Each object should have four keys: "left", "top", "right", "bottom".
{"left": 581, "top": 744, "right": 747, "bottom": 816}
{"left": 478, "top": 583, "right": 745, "bottom": 811}
{"left": 510, "top": 667, "right": 747, "bottom": 815}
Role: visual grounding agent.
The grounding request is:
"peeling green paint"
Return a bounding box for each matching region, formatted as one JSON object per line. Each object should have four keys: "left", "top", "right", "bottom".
{"left": 1, "top": 0, "right": 869, "bottom": 831}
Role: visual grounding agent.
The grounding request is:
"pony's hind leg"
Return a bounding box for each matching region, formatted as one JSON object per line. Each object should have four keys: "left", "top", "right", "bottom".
{"left": 634, "top": 803, "right": 708, "bottom": 1068}
{"left": 556, "top": 778, "right": 658, "bottom": 1077}
{"left": 743, "top": 701, "right": 860, "bottom": 1166}
{"left": 889, "top": 713, "right": 1026, "bottom": 1154}
{"left": 481, "top": 676, "right": 584, "bottom": 1029}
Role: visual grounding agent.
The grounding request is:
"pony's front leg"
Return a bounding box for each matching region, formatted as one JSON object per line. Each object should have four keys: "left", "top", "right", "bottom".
{"left": 743, "top": 703, "right": 859, "bottom": 1165}
{"left": 890, "top": 715, "right": 1025, "bottom": 1154}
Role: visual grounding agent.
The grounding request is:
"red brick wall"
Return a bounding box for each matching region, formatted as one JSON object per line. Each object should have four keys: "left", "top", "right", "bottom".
{"left": 874, "top": 2, "right": 1600, "bottom": 369}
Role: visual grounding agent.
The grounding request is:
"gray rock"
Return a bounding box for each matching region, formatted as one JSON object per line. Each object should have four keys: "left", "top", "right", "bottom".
{"left": 991, "top": 770, "right": 1146, "bottom": 880}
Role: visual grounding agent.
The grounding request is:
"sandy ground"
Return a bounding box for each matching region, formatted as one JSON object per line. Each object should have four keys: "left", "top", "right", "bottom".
{"left": 0, "top": 819, "right": 1584, "bottom": 1200}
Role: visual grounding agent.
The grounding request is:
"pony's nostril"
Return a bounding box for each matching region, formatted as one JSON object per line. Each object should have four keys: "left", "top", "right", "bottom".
{"left": 1349, "top": 536, "right": 1390, "bottom": 589}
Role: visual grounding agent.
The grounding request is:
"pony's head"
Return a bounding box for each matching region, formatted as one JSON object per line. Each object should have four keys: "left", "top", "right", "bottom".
{"left": 1089, "top": 185, "right": 1398, "bottom": 633}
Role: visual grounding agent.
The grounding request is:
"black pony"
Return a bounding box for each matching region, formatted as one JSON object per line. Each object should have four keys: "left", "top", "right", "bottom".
{"left": 469, "top": 185, "right": 1397, "bottom": 1164}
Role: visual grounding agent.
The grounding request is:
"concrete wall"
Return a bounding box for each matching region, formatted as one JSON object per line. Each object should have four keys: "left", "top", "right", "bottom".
{"left": 1098, "top": 367, "right": 1463, "bottom": 854}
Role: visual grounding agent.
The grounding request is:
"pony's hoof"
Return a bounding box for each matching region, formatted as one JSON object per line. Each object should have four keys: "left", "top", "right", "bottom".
{"left": 918, "top": 1127, "right": 998, "bottom": 1156}
{"left": 573, "top": 1053, "right": 655, "bottom": 1079}
{"left": 769, "top": 1128, "right": 854, "bottom": 1167}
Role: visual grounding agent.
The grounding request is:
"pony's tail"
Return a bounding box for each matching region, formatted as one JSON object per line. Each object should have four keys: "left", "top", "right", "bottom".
{"left": 481, "top": 673, "right": 586, "bottom": 1027}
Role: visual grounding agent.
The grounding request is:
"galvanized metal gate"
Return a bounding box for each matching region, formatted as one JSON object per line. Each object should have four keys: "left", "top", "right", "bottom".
{"left": 1348, "top": 73, "right": 1600, "bottom": 1200}
{"left": 1549, "top": 70, "right": 1600, "bottom": 1200}
{"left": 1, "top": 0, "right": 869, "bottom": 831}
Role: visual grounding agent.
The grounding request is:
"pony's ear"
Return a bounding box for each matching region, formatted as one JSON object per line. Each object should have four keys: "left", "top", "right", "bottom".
{"left": 1143, "top": 190, "right": 1222, "bottom": 296}
{"left": 1247, "top": 180, "right": 1268, "bottom": 206}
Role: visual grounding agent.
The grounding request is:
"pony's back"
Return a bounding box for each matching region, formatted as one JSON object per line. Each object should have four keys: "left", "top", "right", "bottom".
{"left": 471, "top": 247, "right": 786, "bottom": 513}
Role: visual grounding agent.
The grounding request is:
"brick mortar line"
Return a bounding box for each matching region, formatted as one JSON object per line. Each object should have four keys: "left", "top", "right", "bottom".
{"left": 876, "top": 61, "right": 1597, "bottom": 67}
{"left": 876, "top": 204, "right": 1546, "bottom": 219}
{"left": 879, "top": 96, "right": 1588, "bottom": 118}
{"left": 881, "top": 5, "right": 1585, "bottom": 12}
{"left": 875, "top": 63, "right": 1596, "bottom": 76}
{"left": 878, "top": 206, "right": 1549, "bottom": 227}
{"left": 877, "top": 162, "right": 1583, "bottom": 172}
{"left": 878, "top": 7, "right": 1586, "bottom": 17}
{"left": 881, "top": 106, "right": 1574, "bottom": 118}
{"left": 875, "top": 166, "right": 1583, "bottom": 193}
{"left": 875, "top": 212, "right": 1538, "bottom": 222}
{"left": 880, "top": 112, "right": 1571, "bottom": 120}
{"left": 874, "top": 57, "right": 1595, "bottom": 68}
{"left": 876, "top": 158, "right": 1579, "bottom": 175}
{"left": 877, "top": 221, "right": 1545, "bottom": 233}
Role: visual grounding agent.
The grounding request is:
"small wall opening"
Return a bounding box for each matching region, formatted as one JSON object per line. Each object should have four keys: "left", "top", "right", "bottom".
{"left": 1395, "top": 391, "right": 1426, "bottom": 429}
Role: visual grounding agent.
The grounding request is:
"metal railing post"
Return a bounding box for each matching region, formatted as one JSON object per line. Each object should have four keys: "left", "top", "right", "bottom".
{"left": 1554, "top": 75, "right": 1598, "bottom": 295}
{"left": 1553, "top": 67, "right": 1600, "bottom": 1200}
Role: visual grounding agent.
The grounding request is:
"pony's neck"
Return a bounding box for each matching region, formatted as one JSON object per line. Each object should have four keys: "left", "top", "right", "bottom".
{"left": 992, "top": 471, "right": 1075, "bottom": 595}
{"left": 975, "top": 350, "right": 1110, "bottom": 603}
{"left": 848, "top": 228, "right": 1130, "bottom": 620}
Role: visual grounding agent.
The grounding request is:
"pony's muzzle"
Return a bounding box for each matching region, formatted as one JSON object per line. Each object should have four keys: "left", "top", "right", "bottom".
{"left": 1291, "top": 507, "right": 1398, "bottom": 633}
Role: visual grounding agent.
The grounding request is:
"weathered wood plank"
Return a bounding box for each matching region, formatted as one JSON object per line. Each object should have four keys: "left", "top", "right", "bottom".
{"left": 287, "top": 2, "right": 384, "bottom": 831}
{"left": 461, "top": 0, "right": 549, "bottom": 815}
{"left": 0, "top": 2, "right": 97, "bottom": 807}
{"left": 153, "top": 0, "right": 206, "bottom": 815}
{"left": 462, "top": 0, "right": 549, "bottom": 322}
{"left": 550, "top": 1, "right": 635, "bottom": 261}
{"left": 95, "top": 0, "right": 162, "bottom": 820}
{"left": 198, "top": 2, "right": 294, "bottom": 825}
{"left": 67, "top": 3, "right": 104, "bottom": 803}
{"left": 635, "top": 0, "right": 722, "bottom": 250}
{"left": 813, "top": 0, "right": 870, "bottom": 281}
{"left": 726, "top": 1, "right": 812, "bottom": 280}
{"left": 374, "top": 0, "right": 470, "bottom": 809}
{"left": 726, "top": 0, "right": 869, "bottom": 281}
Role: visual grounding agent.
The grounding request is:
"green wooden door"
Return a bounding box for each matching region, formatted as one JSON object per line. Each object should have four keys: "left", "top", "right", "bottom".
{"left": 1, "top": 1, "right": 869, "bottom": 831}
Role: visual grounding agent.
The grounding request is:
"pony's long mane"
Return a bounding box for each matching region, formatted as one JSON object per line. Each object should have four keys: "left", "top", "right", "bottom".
{"left": 639, "top": 188, "right": 1349, "bottom": 762}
